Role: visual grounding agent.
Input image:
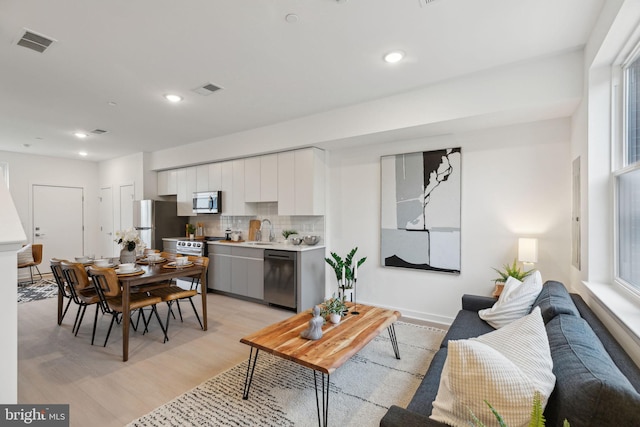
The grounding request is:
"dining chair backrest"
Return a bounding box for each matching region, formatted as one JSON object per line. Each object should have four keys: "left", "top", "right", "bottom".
{"left": 31, "top": 244, "right": 43, "bottom": 265}
{"left": 60, "top": 261, "right": 91, "bottom": 291}
{"left": 88, "top": 266, "right": 121, "bottom": 299}
{"left": 187, "top": 255, "right": 209, "bottom": 269}
{"left": 50, "top": 258, "right": 70, "bottom": 298}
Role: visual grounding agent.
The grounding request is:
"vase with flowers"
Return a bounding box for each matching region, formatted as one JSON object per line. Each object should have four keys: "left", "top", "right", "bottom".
{"left": 115, "top": 227, "right": 144, "bottom": 263}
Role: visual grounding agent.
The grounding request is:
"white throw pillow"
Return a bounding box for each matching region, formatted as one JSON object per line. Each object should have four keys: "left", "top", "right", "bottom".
{"left": 17, "top": 244, "right": 34, "bottom": 265}
{"left": 430, "top": 307, "right": 555, "bottom": 427}
{"left": 478, "top": 270, "right": 543, "bottom": 328}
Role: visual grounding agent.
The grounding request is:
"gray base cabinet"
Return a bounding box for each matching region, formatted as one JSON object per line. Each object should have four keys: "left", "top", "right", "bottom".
{"left": 208, "top": 243, "right": 325, "bottom": 313}
{"left": 209, "top": 245, "right": 263, "bottom": 299}
{"left": 296, "top": 247, "right": 325, "bottom": 313}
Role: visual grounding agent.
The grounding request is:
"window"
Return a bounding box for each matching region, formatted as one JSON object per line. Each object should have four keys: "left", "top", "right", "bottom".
{"left": 615, "top": 52, "right": 640, "bottom": 295}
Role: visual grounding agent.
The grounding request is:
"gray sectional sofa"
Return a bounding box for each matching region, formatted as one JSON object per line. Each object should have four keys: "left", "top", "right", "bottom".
{"left": 380, "top": 281, "right": 640, "bottom": 427}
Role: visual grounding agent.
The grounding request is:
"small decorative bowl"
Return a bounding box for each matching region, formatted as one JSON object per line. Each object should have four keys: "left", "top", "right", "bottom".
{"left": 302, "top": 235, "right": 319, "bottom": 245}
{"left": 289, "top": 236, "right": 303, "bottom": 245}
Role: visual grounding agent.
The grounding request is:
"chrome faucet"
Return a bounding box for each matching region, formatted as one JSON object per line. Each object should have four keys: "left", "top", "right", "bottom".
{"left": 261, "top": 218, "right": 274, "bottom": 242}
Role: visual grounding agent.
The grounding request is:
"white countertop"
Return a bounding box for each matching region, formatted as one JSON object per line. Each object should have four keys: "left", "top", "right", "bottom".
{"left": 209, "top": 240, "right": 325, "bottom": 252}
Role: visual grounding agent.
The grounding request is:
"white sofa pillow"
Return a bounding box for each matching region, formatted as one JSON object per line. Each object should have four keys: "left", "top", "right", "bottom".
{"left": 17, "top": 244, "right": 34, "bottom": 265}
{"left": 478, "top": 270, "right": 543, "bottom": 328}
{"left": 430, "top": 307, "right": 555, "bottom": 427}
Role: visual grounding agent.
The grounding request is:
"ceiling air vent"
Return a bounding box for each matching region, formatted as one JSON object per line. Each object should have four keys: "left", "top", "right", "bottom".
{"left": 17, "top": 30, "right": 55, "bottom": 53}
{"left": 192, "top": 83, "right": 222, "bottom": 96}
{"left": 91, "top": 129, "right": 107, "bottom": 135}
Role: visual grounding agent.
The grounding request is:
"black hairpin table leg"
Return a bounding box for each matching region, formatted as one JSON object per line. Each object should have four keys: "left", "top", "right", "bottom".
{"left": 242, "top": 347, "right": 260, "bottom": 400}
{"left": 388, "top": 323, "right": 401, "bottom": 359}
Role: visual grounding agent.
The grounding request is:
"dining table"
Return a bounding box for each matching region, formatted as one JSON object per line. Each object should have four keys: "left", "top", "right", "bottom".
{"left": 112, "top": 262, "right": 207, "bottom": 361}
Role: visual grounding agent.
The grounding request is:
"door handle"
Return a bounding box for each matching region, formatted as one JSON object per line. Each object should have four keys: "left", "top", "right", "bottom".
{"left": 35, "top": 233, "right": 45, "bottom": 237}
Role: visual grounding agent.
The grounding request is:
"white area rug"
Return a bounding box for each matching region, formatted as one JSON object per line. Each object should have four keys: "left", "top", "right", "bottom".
{"left": 128, "top": 321, "right": 446, "bottom": 427}
{"left": 17, "top": 278, "right": 58, "bottom": 304}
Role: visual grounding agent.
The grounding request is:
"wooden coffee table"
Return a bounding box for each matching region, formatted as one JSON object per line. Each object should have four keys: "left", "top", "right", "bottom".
{"left": 240, "top": 303, "right": 401, "bottom": 427}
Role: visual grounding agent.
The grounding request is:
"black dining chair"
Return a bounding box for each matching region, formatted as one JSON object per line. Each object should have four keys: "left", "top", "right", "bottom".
{"left": 60, "top": 260, "right": 102, "bottom": 345}
{"left": 49, "top": 258, "right": 73, "bottom": 325}
{"left": 88, "top": 266, "right": 167, "bottom": 347}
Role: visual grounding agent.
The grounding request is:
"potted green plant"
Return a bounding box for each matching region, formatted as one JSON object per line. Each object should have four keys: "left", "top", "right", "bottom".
{"left": 325, "top": 247, "right": 367, "bottom": 290}
{"left": 282, "top": 229, "right": 298, "bottom": 239}
{"left": 321, "top": 294, "right": 348, "bottom": 324}
{"left": 491, "top": 259, "right": 533, "bottom": 297}
{"left": 186, "top": 223, "right": 196, "bottom": 238}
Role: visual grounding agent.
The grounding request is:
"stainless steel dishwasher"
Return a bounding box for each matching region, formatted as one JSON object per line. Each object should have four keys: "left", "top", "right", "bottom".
{"left": 263, "top": 249, "right": 297, "bottom": 310}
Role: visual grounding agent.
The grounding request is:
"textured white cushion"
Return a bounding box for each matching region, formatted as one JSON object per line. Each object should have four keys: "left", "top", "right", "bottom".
{"left": 478, "top": 270, "right": 543, "bottom": 328}
{"left": 430, "top": 307, "right": 555, "bottom": 427}
{"left": 17, "top": 244, "right": 34, "bottom": 265}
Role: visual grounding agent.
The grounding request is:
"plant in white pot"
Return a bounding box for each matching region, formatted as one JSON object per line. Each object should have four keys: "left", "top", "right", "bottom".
{"left": 325, "top": 247, "right": 366, "bottom": 298}
{"left": 321, "top": 294, "right": 348, "bottom": 324}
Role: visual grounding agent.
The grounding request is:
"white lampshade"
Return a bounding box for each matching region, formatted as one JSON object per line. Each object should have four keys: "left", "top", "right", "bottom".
{"left": 518, "top": 238, "right": 538, "bottom": 263}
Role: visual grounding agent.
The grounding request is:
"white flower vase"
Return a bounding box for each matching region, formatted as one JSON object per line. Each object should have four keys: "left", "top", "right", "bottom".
{"left": 120, "top": 248, "right": 136, "bottom": 264}
{"left": 329, "top": 313, "right": 342, "bottom": 324}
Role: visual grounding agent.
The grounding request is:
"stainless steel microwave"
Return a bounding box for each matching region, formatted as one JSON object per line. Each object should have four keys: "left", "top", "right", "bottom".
{"left": 192, "top": 191, "right": 221, "bottom": 214}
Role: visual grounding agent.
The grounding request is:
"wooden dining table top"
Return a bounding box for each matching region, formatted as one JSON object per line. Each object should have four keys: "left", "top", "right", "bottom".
{"left": 240, "top": 303, "right": 401, "bottom": 374}
{"left": 116, "top": 262, "right": 204, "bottom": 285}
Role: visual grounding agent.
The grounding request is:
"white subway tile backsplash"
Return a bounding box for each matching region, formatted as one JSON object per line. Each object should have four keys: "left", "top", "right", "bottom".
{"left": 193, "top": 202, "right": 325, "bottom": 243}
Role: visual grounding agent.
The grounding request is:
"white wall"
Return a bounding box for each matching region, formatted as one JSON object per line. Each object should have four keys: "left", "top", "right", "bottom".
{"left": 326, "top": 118, "right": 572, "bottom": 324}
{"left": 0, "top": 174, "right": 26, "bottom": 403}
{"left": 0, "top": 150, "right": 100, "bottom": 265}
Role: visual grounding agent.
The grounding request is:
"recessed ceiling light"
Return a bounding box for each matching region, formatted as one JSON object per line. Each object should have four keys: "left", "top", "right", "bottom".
{"left": 164, "top": 94, "right": 183, "bottom": 103}
{"left": 79, "top": 151, "right": 88, "bottom": 157}
{"left": 285, "top": 14, "right": 299, "bottom": 23}
{"left": 384, "top": 50, "right": 405, "bottom": 64}
{"left": 74, "top": 132, "right": 88, "bottom": 139}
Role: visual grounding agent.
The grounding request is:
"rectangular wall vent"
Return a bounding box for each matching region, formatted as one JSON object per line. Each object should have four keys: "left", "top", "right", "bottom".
{"left": 91, "top": 129, "right": 107, "bottom": 135}
{"left": 17, "top": 30, "right": 55, "bottom": 53}
{"left": 193, "top": 83, "right": 222, "bottom": 96}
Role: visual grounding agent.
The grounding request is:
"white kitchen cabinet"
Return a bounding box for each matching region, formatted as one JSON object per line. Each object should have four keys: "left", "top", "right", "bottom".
{"left": 277, "top": 148, "right": 325, "bottom": 215}
{"left": 220, "top": 161, "right": 233, "bottom": 216}
{"left": 261, "top": 154, "right": 278, "bottom": 202}
{"left": 196, "top": 165, "right": 209, "bottom": 192}
{"left": 244, "top": 157, "right": 261, "bottom": 202}
{"left": 245, "top": 154, "right": 278, "bottom": 203}
{"left": 157, "top": 169, "right": 177, "bottom": 195}
{"left": 231, "top": 159, "right": 256, "bottom": 215}
{"left": 176, "top": 167, "right": 197, "bottom": 216}
{"left": 208, "top": 162, "right": 222, "bottom": 191}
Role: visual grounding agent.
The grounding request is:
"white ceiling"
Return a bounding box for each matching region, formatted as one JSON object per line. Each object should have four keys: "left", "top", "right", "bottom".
{"left": 0, "top": 0, "right": 604, "bottom": 162}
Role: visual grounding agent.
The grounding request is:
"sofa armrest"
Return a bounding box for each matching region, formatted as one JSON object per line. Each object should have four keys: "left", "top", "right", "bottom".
{"left": 380, "top": 405, "right": 448, "bottom": 427}
{"left": 462, "top": 294, "right": 497, "bottom": 312}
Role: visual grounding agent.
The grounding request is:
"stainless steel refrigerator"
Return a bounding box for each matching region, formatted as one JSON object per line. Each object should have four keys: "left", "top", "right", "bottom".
{"left": 133, "top": 200, "right": 187, "bottom": 250}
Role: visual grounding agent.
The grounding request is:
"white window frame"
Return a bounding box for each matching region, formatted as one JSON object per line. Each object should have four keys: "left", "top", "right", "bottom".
{"left": 612, "top": 43, "right": 640, "bottom": 298}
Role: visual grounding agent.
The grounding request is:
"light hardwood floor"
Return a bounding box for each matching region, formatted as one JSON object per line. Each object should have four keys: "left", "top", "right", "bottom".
{"left": 18, "top": 292, "right": 292, "bottom": 427}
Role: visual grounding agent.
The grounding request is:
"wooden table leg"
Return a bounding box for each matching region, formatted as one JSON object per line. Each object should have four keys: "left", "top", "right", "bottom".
{"left": 200, "top": 268, "right": 207, "bottom": 331}
{"left": 122, "top": 281, "right": 130, "bottom": 362}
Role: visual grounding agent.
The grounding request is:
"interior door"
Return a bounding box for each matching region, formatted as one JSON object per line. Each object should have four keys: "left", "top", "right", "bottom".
{"left": 100, "top": 187, "right": 115, "bottom": 258}
{"left": 33, "top": 185, "right": 84, "bottom": 272}
{"left": 119, "top": 184, "right": 134, "bottom": 230}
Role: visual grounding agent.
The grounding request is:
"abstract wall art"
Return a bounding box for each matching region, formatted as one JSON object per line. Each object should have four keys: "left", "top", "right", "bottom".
{"left": 380, "top": 147, "right": 461, "bottom": 274}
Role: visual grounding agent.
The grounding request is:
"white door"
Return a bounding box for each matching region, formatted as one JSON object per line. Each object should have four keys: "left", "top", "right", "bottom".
{"left": 119, "top": 184, "right": 134, "bottom": 230}
{"left": 100, "top": 187, "right": 115, "bottom": 258}
{"left": 33, "top": 185, "right": 84, "bottom": 272}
